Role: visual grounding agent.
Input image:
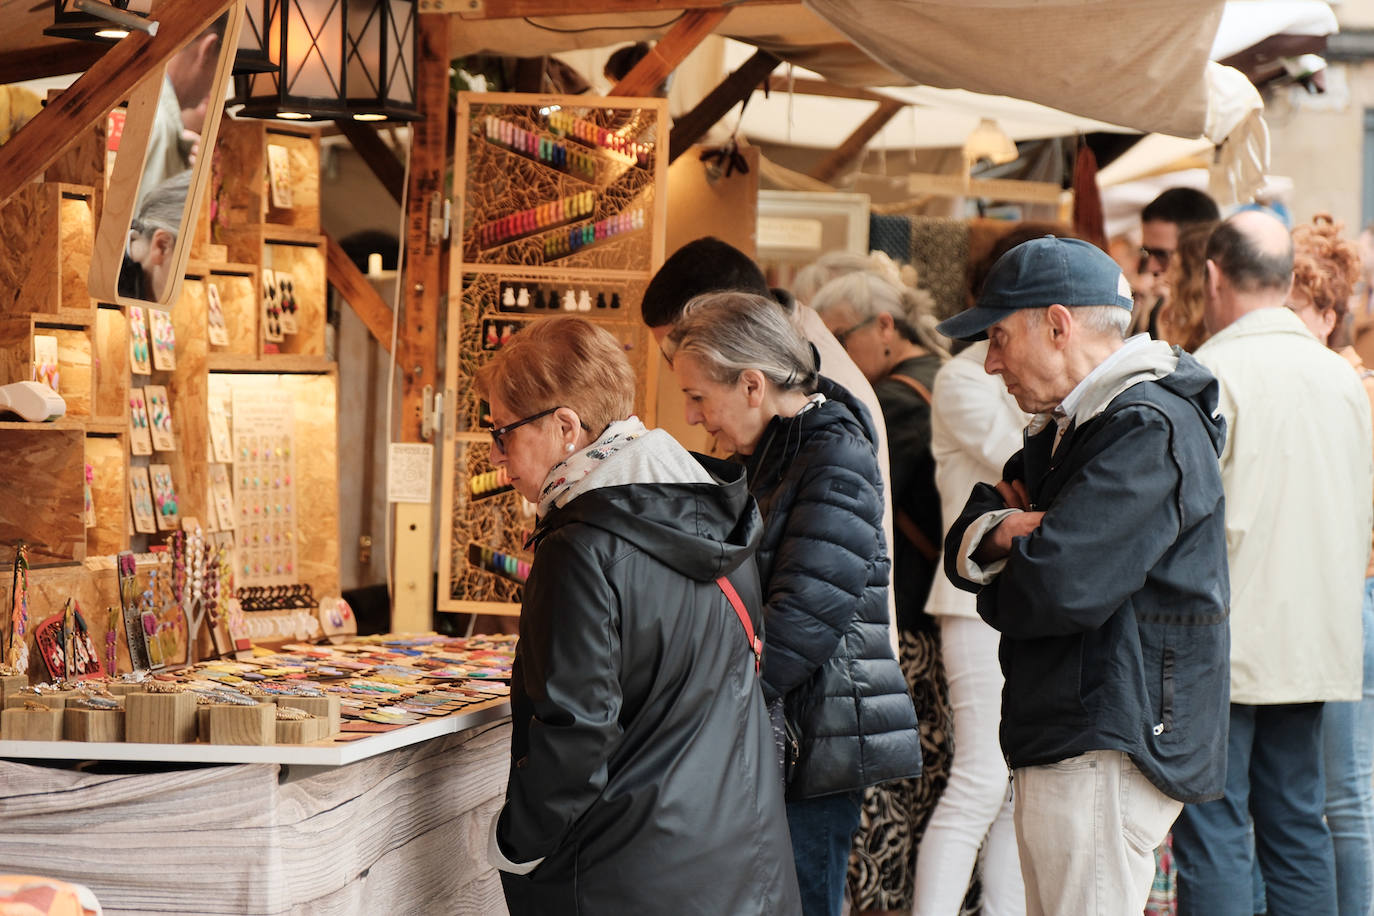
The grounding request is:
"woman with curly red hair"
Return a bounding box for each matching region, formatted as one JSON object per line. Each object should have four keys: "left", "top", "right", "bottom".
{"left": 1289, "top": 214, "right": 1374, "bottom": 916}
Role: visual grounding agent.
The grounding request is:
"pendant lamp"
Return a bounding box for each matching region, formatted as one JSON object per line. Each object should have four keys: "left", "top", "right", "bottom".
{"left": 232, "top": 0, "right": 419, "bottom": 123}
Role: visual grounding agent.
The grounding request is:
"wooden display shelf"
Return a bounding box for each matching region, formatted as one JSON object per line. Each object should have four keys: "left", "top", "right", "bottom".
{"left": 218, "top": 226, "right": 326, "bottom": 357}
{"left": 93, "top": 304, "right": 129, "bottom": 422}
{"left": 188, "top": 261, "right": 259, "bottom": 358}
{"left": 207, "top": 353, "right": 335, "bottom": 374}
{"left": 214, "top": 119, "right": 322, "bottom": 234}
{"left": 0, "top": 317, "right": 94, "bottom": 418}
{"left": 0, "top": 182, "right": 96, "bottom": 320}
{"left": 85, "top": 430, "right": 129, "bottom": 556}
{"left": 0, "top": 425, "right": 86, "bottom": 564}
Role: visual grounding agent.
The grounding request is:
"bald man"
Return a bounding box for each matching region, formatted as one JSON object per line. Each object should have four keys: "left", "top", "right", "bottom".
{"left": 1172, "top": 210, "right": 1374, "bottom": 916}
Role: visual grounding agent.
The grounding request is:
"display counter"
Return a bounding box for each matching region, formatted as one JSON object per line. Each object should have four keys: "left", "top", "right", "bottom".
{"left": 0, "top": 703, "right": 512, "bottom": 915}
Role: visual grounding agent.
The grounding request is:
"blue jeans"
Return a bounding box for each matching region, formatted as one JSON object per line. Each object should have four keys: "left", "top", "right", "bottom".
{"left": 1323, "top": 577, "right": 1374, "bottom": 916}
{"left": 786, "top": 791, "right": 862, "bottom": 916}
{"left": 1173, "top": 702, "right": 1336, "bottom": 916}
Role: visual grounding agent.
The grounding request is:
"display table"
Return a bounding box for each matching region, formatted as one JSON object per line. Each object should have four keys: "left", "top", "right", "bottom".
{"left": 0, "top": 703, "right": 512, "bottom": 915}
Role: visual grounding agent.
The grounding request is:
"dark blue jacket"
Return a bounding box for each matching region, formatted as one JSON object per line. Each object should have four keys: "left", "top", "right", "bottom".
{"left": 944, "top": 351, "right": 1230, "bottom": 803}
{"left": 743, "top": 376, "right": 922, "bottom": 800}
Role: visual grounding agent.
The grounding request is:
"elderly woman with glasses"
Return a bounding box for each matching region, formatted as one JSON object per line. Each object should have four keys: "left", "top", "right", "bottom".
{"left": 118, "top": 169, "right": 191, "bottom": 302}
{"left": 665, "top": 292, "right": 922, "bottom": 916}
{"left": 480, "top": 317, "right": 800, "bottom": 915}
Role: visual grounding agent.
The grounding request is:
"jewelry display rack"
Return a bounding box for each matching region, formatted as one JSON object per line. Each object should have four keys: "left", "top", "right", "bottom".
{"left": 438, "top": 92, "right": 668, "bottom": 616}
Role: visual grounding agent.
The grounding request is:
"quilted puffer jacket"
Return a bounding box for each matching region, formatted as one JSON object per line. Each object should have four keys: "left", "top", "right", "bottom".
{"left": 742, "top": 375, "right": 922, "bottom": 799}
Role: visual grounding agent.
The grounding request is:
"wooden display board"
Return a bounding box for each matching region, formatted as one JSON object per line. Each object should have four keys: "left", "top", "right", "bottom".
{"left": 438, "top": 92, "right": 668, "bottom": 616}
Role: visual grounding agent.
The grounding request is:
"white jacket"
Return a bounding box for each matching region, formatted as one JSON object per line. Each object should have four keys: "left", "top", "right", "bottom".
{"left": 924, "top": 341, "right": 1028, "bottom": 619}
{"left": 1194, "top": 307, "right": 1374, "bottom": 704}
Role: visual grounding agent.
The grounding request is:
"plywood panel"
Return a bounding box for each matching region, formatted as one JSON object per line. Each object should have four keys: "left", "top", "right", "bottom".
{"left": 0, "top": 182, "right": 59, "bottom": 317}
{"left": 51, "top": 326, "right": 92, "bottom": 417}
{"left": 209, "top": 267, "right": 259, "bottom": 357}
{"left": 58, "top": 191, "right": 95, "bottom": 316}
{"left": 0, "top": 427, "right": 85, "bottom": 564}
{"left": 287, "top": 372, "right": 339, "bottom": 597}
{"left": 266, "top": 238, "right": 326, "bottom": 356}
{"left": 94, "top": 305, "right": 130, "bottom": 421}
{"left": 214, "top": 121, "right": 321, "bottom": 233}
{"left": 86, "top": 433, "right": 128, "bottom": 557}
{"left": 265, "top": 128, "right": 321, "bottom": 233}
{"left": 165, "top": 277, "right": 209, "bottom": 526}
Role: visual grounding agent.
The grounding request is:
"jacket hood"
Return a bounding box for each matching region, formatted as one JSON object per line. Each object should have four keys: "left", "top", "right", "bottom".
{"left": 1154, "top": 349, "right": 1227, "bottom": 457}
{"left": 532, "top": 453, "right": 762, "bottom": 583}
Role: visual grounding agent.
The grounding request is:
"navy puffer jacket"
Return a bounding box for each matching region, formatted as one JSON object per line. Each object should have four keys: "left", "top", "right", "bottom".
{"left": 743, "top": 375, "right": 922, "bottom": 800}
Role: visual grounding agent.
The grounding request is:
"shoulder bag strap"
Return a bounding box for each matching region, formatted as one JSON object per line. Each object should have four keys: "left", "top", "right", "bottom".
{"left": 887, "top": 372, "right": 933, "bottom": 405}
{"left": 716, "top": 576, "right": 762, "bottom": 674}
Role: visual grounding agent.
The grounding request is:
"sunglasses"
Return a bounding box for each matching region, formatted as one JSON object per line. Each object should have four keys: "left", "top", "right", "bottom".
{"left": 833, "top": 314, "right": 877, "bottom": 347}
{"left": 1138, "top": 246, "right": 1173, "bottom": 272}
{"left": 488, "top": 406, "right": 590, "bottom": 452}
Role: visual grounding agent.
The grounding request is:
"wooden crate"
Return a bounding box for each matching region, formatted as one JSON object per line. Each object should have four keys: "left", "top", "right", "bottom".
{"left": 86, "top": 432, "right": 129, "bottom": 556}
{"left": 203, "top": 263, "right": 259, "bottom": 357}
{"left": 0, "top": 425, "right": 86, "bottom": 564}
{"left": 0, "top": 182, "right": 96, "bottom": 322}
{"left": 219, "top": 226, "right": 326, "bottom": 357}
{"left": 0, "top": 318, "right": 94, "bottom": 418}
{"left": 214, "top": 120, "right": 321, "bottom": 233}
{"left": 93, "top": 305, "right": 130, "bottom": 423}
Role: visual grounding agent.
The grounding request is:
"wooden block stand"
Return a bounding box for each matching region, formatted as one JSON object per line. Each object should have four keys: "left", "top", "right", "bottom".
{"left": 2, "top": 705, "right": 63, "bottom": 740}
{"left": 276, "top": 694, "right": 341, "bottom": 736}
{"left": 126, "top": 691, "right": 197, "bottom": 744}
{"left": 64, "top": 707, "right": 125, "bottom": 742}
{"left": 207, "top": 702, "right": 275, "bottom": 745}
{"left": 275, "top": 716, "right": 324, "bottom": 744}
{"left": 0, "top": 675, "right": 28, "bottom": 707}
{"left": 4, "top": 690, "right": 76, "bottom": 710}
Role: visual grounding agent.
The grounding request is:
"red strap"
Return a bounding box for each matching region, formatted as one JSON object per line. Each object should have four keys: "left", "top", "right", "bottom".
{"left": 716, "top": 576, "right": 762, "bottom": 674}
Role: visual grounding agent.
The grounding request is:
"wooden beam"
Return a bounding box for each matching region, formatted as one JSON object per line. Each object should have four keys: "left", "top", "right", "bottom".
{"left": 808, "top": 98, "right": 904, "bottom": 183}
{"left": 765, "top": 76, "right": 889, "bottom": 104}
{"left": 334, "top": 120, "right": 406, "bottom": 205}
{"left": 399, "top": 13, "right": 449, "bottom": 443}
{"left": 0, "top": 0, "right": 232, "bottom": 207}
{"left": 325, "top": 234, "right": 397, "bottom": 355}
{"left": 668, "top": 48, "right": 779, "bottom": 163}
{"left": 0, "top": 42, "right": 106, "bottom": 86}
{"left": 434, "top": 0, "right": 791, "bottom": 18}
{"left": 608, "top": 9, "right": 728, "bottom": 98}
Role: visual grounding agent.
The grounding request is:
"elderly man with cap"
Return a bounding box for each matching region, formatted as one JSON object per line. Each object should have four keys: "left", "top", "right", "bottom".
{"left": 940, "top": 236, "right": 1232, "bottom": 916}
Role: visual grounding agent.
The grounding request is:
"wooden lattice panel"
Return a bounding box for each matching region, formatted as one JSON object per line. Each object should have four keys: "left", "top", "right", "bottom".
{"left": 440, "top": 93, "right": 668, "bottom": 615}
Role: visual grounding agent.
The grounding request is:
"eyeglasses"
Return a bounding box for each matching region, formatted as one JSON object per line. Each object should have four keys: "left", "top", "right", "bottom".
{"left": 1138, "top": 246, "right": 1173, "bottom": 273}
{"left": 487, "top": 406, "right": 590, "bottom": 452}
{"left": 832, "top": 315, "right": 877, "bottom": 347}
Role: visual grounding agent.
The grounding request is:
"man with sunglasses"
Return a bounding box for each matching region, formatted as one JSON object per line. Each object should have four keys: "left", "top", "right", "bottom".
{"left": 1134, "top": 188, "right": 1221, "bottom": 335}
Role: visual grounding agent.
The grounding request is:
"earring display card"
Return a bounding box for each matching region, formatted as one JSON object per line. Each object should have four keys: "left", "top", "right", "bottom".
{"left": 148, "top": 307, "right": 176, "bottom": 371}
{"left": 210, "top": 463, "right": 236, "bottom": 532}
{"left": 261, "top": 268, "right": 283, "bottom": 343}
{"left": 129, "top": 467, "right": 157, "bottom": 534}
{"left": 278, "top": 270, "right": 298, "bottom": 335}
{"left": 209, "top": 399, "right": 233, "bottom": 463}
{"left": 31, "top": 334, "right": 59, "bottom": 392}
{"left": 149, "top": 463, "right": 179, "bottom": 531}
{"left": 144, "top": 385, "right": 175, "bottom": 452}
{"left": 128, "top": 305, "right": 152, "bottom": 375}
{"left": 129, "top": 389, "right": 153, "bottom": 456}
{"left": 267, "top": 144, "right": 294, "bottom": 210}
{"left": 231, "top": 387, "right": 298, "bottom": 587}
{"left": 207, "top": 282, "right": 230, "bottom": 347}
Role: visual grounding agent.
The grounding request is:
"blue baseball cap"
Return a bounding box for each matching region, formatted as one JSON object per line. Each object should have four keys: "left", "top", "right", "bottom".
{"left": 936, "top": 236, "right": 1135, "bottom": 341}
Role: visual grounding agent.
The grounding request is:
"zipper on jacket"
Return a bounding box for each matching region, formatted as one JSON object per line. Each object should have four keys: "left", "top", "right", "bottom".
{"left": 1154, "top": 646, "right": 1175, "bottom": 736}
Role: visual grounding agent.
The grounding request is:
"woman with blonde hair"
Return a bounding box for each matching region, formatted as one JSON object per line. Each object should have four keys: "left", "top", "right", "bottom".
{"left": 1154, "top": 220, "right": 1218, "bottom": 352}
{"left": 665, "top": 292, "right": 922, "bottom": 916}
{"left": 1288, "top": 214, "right": 1374, "bottom": 916}
{"left": 481, "top": 316, "right": 799, "bottom": 914}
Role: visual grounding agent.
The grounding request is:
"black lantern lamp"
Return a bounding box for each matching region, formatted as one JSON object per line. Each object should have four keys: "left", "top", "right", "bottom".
{"left": 232, "top": 0, "right": 418, "bottom": 123}
{"left": 45, "top": 0, "right": 152, "bottom": 43}
{"left": 47, "top": 0, "right": 280, "bottom": 78}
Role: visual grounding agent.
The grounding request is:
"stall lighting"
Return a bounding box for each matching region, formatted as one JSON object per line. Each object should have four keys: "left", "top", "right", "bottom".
{"left": 233, "top": 0, "right": 419, "bottom": 123}
{"left": 963, "top": 117, "right": 1019, "bottom": 168}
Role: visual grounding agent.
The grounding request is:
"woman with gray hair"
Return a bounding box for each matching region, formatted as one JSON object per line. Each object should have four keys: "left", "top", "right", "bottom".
{"left": 810, "top": 269, "right": 952, "bottom": 913}
{"left": 665, "top": 291, "right": 922, "bottom": 916}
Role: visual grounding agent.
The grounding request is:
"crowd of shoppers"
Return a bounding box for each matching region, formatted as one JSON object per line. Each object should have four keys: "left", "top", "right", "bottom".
{"left": 486, "top": 192, "right": 1374, "bottom": 916}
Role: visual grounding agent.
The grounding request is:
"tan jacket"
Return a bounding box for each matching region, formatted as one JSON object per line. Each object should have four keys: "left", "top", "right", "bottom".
{"left": 1194, "top": 308, "right": 1374, "bottom": 704}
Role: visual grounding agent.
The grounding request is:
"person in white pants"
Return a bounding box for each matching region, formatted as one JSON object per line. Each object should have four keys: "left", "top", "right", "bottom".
{"left": 913, "top": 339, "right": 1028, "bottom": 915}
